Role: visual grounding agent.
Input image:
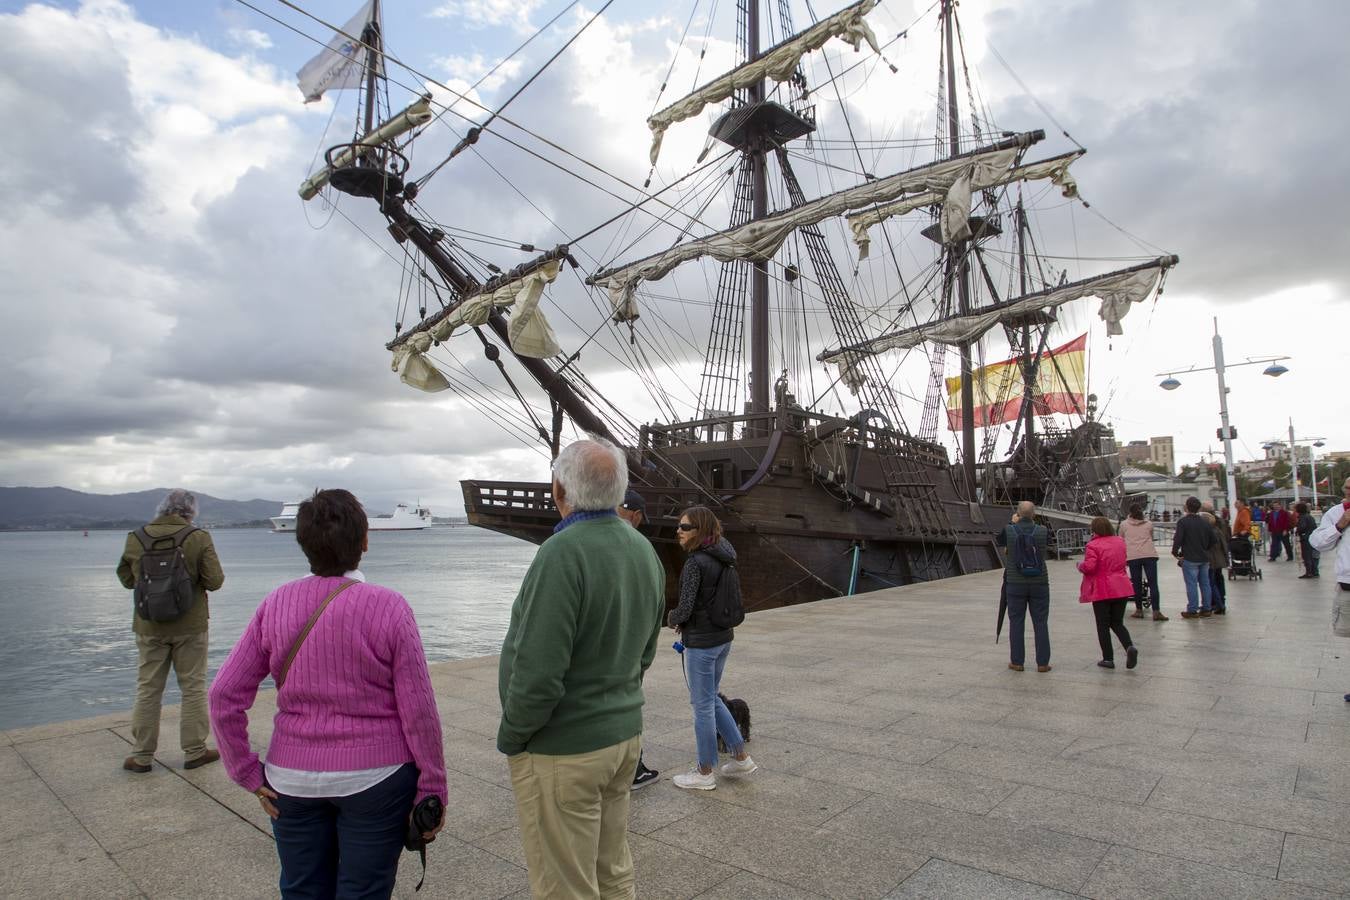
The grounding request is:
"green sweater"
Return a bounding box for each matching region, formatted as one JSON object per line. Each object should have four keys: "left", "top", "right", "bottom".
{"left": 497, "top": 516, "right": 665, "bottom": 756}
{"left": 116, "top": 515, "right": 225, "bottom": 637}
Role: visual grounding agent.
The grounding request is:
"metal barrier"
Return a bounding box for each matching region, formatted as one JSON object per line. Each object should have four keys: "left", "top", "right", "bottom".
{"left": 1054, "top": 527, "right": 1089, "bottom": 559}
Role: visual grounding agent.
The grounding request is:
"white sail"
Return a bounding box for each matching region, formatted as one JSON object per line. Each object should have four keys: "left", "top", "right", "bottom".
{"left": 592, "top": 138, "right": 1039, "bottom": 321}
{"left": 818, "top": 257, "right": 1179, "bottom": 375}
{"left": 847, "top": 150, "right": 1084, "bottom": 259}
{"left": 646, "top": 0, "right": 882, "bottom": 165}
{"left": 298, "top": 96, "right": 434, "bottom": 201}
{"left": 388, "top": 259, "right": 563, "bottom": 392}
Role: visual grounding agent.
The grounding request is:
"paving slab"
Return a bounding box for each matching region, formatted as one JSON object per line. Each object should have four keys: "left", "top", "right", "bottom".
{"left": 1, "top": 551, "right": 1345, "bottom": 897}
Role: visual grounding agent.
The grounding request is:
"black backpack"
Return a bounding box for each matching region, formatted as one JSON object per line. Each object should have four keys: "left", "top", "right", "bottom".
{"left": 132, "top": 526, "right": 200, "bottom": 623}
{"left": 1010, "top": 524, "right": 1043, "bottom": 577}
{"left": 701, "top": 554, "right": 745, "bottom": 629}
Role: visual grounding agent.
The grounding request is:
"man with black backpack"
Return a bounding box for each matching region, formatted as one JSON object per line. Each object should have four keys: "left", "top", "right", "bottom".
{"left": 116, "top": 489, "right": 224, "bottom": 774}
{"left": 995, "top": 501, "right": 1053, "bottom": 672}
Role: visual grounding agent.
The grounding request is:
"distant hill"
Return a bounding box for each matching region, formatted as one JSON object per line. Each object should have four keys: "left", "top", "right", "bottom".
{"left": 0, "top": 487, "right": 283, "bottom": 530}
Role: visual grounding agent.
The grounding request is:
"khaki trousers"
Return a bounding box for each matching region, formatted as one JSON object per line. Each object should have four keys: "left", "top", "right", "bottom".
{"left": 507, "top": 734, "right": 641, "bottom": 900}
{"left": 129, "top": 631, "right": 210, "bottom": 765}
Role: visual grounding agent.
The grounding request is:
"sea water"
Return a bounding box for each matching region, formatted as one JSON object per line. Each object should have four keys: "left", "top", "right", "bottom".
{"left": 0, "top": 527, "right": 538, "bottom": 730}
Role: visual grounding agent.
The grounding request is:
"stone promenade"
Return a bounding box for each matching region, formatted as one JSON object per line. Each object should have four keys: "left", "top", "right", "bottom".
{"left": 3, "top": 555, "right": 1347, "bottom": 898}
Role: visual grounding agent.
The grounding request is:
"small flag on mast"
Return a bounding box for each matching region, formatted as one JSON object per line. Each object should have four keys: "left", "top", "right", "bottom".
{"left": 296, "top": 1, "right": 381, "bottom": 104}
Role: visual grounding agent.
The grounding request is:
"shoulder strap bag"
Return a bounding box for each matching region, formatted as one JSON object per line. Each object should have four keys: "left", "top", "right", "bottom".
{"left": 277, "top": 580, "right": 357, "bottom": 690}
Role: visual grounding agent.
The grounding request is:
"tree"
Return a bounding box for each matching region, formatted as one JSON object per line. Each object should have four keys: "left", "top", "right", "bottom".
{"left": 1272, "top": 460, "right": 1292, "bottom": 485}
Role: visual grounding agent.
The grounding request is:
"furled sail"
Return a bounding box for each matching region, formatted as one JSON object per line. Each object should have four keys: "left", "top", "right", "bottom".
{"left": 591, "top": 133, "right": 1042, "bottom": 320}
{"left": 388, "top": 259, "right": 563, "bottom": 392}
{"left": 646, "top": 0, "right": 882, "bottom": 165}
{"left": 298, "top": 95, "right": 434, "bottom": 200}
{"left": 847, "top": 150, "right": 1084, "bottom": 259}
{"left": 820, "top": 256, "right": 1178, "bottom": 366}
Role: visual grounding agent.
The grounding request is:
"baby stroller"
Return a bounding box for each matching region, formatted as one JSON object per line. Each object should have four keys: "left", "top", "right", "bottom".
{"left": 1228, "top": 533, "right": 1262, "bottom": 580}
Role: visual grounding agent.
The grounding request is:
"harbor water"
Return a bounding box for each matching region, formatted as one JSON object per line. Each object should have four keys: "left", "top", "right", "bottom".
{"left": 0, "top": 526, "right": 538, "bottom": 730}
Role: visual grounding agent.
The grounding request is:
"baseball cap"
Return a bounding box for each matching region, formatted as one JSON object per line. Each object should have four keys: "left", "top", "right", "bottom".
{"left": 621, "top": 489, "right": 646, "bottom": 513}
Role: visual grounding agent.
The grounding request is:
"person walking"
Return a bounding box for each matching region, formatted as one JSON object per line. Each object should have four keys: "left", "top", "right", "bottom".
{"left": 995, "top": 501, "right": 1052, "bottom": 672}
{"left": 1233, "top": 499, "right": 1252, "bottom": 540}
{"left": 1201, "top": 502, "right": 1230, "bottom": 615}
{"left": 1310, "top": 479, "right": 1350, "bottom": 702}
{"left": 1296, "top": 501, "right": 1321, "bottom": 578}
{"left": 116, "top": 489, "right": 225, "bottom": 774}
{"left": 669, "top": 505, "right": 757, "bottom": 790}
{"left": 1078, "top": 518, "right": 1139, "bottom": 669}
{"left": 1268, "top": 500, "right": 1295, "bottom": 561}
{"left": 1120, "top": 504, "right": 1166, "bottom": 621}
{"left": 497, "top": 438, "right": 665, "bottom": 899}
{"left": 1172, "top": 496, "right": 1215, "bottom": 619}
{"left": 616, "top": 488, "right": 660, "bottom": 791}
{"left": 208, "top": 489, "right": 447, "bottom": 899}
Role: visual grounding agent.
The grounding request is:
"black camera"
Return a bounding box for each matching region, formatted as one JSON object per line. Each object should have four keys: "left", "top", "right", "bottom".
{"left": 404, "top": 796, "right": 444, "bottom": 892}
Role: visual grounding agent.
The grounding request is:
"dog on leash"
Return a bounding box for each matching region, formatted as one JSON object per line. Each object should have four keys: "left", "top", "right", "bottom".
{"left": 717, "top": 693, "right": 751, "bottom": 753}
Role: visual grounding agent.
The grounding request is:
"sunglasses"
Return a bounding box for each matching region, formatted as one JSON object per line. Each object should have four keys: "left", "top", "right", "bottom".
{"left": 676, "top": 523, "right": 696, "bottom": 532}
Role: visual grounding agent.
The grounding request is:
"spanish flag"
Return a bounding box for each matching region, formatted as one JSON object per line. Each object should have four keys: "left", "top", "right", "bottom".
{"left": 946, "top": 334, "right": 1086, "bottom": 430}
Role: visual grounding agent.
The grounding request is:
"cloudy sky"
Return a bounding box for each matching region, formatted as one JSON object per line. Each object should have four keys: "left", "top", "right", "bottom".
{"left": 1, "top": 0, "right": 1345, "bottom": 516}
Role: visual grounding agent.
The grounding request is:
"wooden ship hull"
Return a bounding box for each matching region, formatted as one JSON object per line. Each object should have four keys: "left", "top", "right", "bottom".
{"left": 464, "top": 408, "right": 1010, "bottom": 609}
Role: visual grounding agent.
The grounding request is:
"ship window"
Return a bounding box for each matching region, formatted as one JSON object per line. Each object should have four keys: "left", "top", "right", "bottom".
{"left": 702, "top": 460, "right": 734, "bottom": 490}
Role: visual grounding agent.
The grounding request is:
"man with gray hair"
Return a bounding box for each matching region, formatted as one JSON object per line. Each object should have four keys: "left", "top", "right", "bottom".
{"left": 116, "top": 489, "right": 225, "bottom": 773}
{"left": 995, "top": 501, "right": 1052, "bottom": 672}
{"left": 498, "top": 438, "right": 665, "bottom": 899}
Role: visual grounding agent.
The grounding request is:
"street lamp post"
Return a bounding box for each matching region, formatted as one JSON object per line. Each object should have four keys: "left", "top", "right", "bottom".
{"left": 1156, "top": 317, "right": 1291, "bottom": 513}
{"left": 1262, "top": 424, "right": 1327, "bottom": 508}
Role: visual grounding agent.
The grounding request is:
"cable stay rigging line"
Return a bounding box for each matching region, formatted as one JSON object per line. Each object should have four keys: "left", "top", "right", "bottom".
{"left": 417, "top": 0, "right": 613, "bottom": 187}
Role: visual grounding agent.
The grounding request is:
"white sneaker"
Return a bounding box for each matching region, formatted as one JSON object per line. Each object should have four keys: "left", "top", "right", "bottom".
{"left": 719, "top": 755, "right": 758, "bottom": 777}
{"left": 673, "top": 768, "right": 717, "bottom": 790}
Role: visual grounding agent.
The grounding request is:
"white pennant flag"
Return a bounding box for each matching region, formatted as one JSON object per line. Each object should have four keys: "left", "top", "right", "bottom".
{"left": 296, "top": 1, "right": 380, "bottom": 104}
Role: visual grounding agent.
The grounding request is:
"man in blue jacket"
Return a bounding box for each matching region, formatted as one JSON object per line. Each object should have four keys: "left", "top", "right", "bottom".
{"left": 995, "top": 501, "right": 1051, "bottom": 672}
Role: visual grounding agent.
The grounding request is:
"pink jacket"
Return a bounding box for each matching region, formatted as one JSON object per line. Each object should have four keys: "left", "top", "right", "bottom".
{"left": 1077, "top": 535, "right": 1135, "bottom": 603}
{"left": 1118, "top": 517, "right": 1158, "bottom": 560}
{"left": 208, "top": 576, "right": 448, "bottom": 804}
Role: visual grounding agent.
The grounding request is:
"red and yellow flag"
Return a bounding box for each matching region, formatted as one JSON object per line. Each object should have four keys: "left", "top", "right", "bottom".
{"left": 946, "top": 334, "right": 1086, "bottom": 430}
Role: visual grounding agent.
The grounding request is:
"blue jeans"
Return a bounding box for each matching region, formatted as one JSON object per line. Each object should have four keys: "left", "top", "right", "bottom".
{"left": 1005, "top": 581, "right": 1050, "bottom": 667}
{"left": 1181, "top": 560, "right": 1213, "bottom": 613}
{"left": 1127, "top": 558, "right": 1160, "bottom": 612}
{"left": 684, "top": 642, "right": 744, "bottom": 769}
{"left": 270, "top": 762, "right": 417, "bottom": 899}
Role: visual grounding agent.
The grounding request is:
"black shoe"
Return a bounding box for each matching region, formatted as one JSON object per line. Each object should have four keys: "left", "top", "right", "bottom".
{"left": 1298, "top": 574, "right": 1313, "bottom": 579}
{"left": 1097, "top": 660, "right": 1115, "bottom": 669}
{"left": 183, "top": 749, "right": 220, "bottom": 770}
{"left": 1213, "top": 608, "right": 1226, "bottom": 615}
{"left": 1126, "top": 645, "right": 1139, "bottom": 669}
{"left": 632, "top": 764, "right": 660, "bottom": 790}
{"left": 123, "top": 757, "right": 152, "bottom": 774}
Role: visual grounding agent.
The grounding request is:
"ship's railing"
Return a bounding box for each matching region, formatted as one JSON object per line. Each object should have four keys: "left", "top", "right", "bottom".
{"left": 463, "top": 479, "right": 745, "bottom": 521}
{"left": 641, "top": 408, "right": 949, "bottom": 465}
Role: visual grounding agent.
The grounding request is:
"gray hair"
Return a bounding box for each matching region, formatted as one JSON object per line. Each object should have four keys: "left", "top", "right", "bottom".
{"left": 156, "top": 488, "right": 198, "bottom": 520}
{"left": 553, "top": 437, "right": 627, "bottom": 512}
{"left": 1201, "top": 500, "right": 1215, "bottom": 512}
{"left": 1017, "top": 500, "right": 1036, "bottom": 517}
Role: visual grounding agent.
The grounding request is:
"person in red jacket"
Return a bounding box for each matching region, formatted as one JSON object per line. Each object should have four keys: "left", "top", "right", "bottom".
{"left": 1078, "top": 517, "right": 1140, "bottom": 669}
{"left": 1268, "top": 500, "right": 1295, "bottom": 562}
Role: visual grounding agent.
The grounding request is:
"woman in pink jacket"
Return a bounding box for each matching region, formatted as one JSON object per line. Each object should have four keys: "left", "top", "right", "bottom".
{"left": 209, "top": 489, "right": 447, "bottom": 898}
{"left": 1078, "top": 517, "right": 1140, "bottom": 669}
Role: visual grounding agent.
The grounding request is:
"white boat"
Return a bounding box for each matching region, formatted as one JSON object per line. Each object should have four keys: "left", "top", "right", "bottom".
{"left": 271, "top": 501, "right": 433, "bottom": 532}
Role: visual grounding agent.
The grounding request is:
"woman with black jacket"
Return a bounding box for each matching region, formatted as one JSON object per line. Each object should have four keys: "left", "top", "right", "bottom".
{"left": 668, "top": 506, "right": 757, "bottom": 790}
{"left": 1296, "top": 501, "right": 1320, "bottom": 578}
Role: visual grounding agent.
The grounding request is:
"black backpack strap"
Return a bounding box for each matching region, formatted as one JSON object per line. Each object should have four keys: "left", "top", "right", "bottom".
{"left": 131, "top": 527, "right": 156, "bottom": 552}
{"left": 170, "top": 526, "right": 199, "bottom": 548}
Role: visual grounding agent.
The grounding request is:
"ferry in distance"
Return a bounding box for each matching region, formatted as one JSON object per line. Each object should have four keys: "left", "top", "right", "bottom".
{"left": 270, "top": 501, "right": 433, "bottom": 532}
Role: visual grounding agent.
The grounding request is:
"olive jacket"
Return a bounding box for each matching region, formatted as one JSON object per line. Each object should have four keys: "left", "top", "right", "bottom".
{"left": 116, "top": 514, "right": 225, "bottom": 636}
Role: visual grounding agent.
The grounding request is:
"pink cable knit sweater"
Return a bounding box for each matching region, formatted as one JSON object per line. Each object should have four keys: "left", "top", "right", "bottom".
{"left": 208, "top": 575, "right": 447, "bottom": 804}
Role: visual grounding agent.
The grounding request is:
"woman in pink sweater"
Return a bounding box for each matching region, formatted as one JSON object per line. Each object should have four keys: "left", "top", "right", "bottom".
{"left": 209, "top": 490, "right": 447, "bottom": 898}
{"left": 1078, "top": 517, "right": 1140, "bottom": 670}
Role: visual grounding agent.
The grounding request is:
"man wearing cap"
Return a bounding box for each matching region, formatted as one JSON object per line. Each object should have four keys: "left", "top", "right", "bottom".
{"left": 617, "top": 488, "right": 660, "bottom": 789}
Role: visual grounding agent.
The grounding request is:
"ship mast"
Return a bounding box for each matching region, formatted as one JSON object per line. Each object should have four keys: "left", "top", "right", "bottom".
{"left": 361, "top": 0, "right": 380, "bottom": 135}
{"left": 942, "top": 0, "right": 977, "bottom": 500}
{"left": 747, "top": 0, "right": 770, "bottom": 417}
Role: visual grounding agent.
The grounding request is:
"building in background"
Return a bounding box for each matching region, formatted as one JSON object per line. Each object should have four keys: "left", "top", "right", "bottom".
{"left": 1120, "top": 465, "right": 1224, "bottom": 518}
{"left": 1117, "top": 436, "right": 1174, "bottom": 475}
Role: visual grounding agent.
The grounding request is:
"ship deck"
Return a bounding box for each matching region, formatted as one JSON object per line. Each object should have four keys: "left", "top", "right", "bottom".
{"left": 4, "top": 559, "right": 1348, "bottom": 898}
